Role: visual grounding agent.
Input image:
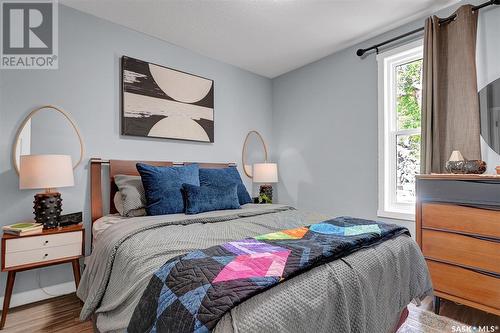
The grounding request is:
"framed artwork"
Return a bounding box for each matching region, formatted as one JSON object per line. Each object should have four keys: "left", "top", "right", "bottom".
{"left": 121, "top": 56, "right": 214, "bottom": 142}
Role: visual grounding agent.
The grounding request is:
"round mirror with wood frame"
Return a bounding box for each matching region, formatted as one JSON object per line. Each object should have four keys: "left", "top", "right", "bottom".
{"left": 12, "top": 105, "right": 85, "bottom": 174}
{"left": 242, "top": 130, "right": 268, "bottom": 178}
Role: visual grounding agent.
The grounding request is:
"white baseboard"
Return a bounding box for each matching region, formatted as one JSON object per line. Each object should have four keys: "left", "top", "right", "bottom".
{"left": 0, "top": 281, "right": 76, "bottom": 309}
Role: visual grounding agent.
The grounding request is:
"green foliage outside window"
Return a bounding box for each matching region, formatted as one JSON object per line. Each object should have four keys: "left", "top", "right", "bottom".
{"left": 395, "top": 59, "right": 423, "bottom": 203}
{"left": 396, "top": 60, "right": 422, "bottom": 130}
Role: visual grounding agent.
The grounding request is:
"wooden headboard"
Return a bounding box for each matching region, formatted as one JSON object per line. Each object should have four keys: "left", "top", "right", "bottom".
{"left": 90, "top": 158, "right": 237, "bottom": 222}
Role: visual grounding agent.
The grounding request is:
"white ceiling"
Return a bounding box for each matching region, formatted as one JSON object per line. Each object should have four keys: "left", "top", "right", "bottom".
{"left": 61, "top": 0, "right": 458, "bottom": 78}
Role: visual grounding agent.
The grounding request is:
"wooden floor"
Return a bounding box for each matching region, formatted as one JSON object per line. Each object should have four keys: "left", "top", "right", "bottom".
{"left": 418, "top": 296, "right": 500, "bottom": 328}
{"left": 0, "top": 293, "right": 498, "bottom": 332}
{"left": 0, "top": 293, "right": 92, "bottom": 333}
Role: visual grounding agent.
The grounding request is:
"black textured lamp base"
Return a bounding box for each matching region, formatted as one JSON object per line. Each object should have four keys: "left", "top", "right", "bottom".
{"left": 33, "top": 192, "right": 62, "bottom": 229}
{"left": 259, "top": 184, "right": 273, "bottom": 203}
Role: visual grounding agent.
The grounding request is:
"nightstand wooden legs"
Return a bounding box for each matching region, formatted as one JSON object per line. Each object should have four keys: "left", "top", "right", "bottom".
{"left": 71, "top": 259, "right": 81, "bottom": 289}
{"left": 434, "top": 296, "right": 441, "bottom": 315}
{"left": 0, "top": 260, "right": 82, "bottom": 330}
{"left": 0, "top": 271, "right": 16, "bottom": 329}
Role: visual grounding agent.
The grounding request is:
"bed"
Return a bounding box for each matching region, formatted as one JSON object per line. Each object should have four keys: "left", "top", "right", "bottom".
{"left": 78, "top": 158, "right": 432, "bottom": 333}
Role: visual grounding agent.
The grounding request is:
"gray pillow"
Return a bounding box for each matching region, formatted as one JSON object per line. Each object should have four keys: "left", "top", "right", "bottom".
{"left": 114, "top": 175, "right": 147, "bottom": 217}
{"left": 113, "top": 192, "right": 125, "bottom": 216}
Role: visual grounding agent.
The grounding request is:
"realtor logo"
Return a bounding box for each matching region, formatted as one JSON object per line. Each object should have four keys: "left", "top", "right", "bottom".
{"left": 1, "top": 0, "right": 58, "bottom": 69}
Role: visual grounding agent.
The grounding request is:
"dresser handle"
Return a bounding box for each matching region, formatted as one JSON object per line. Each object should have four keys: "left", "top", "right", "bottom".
{"left": 427, "top": 258, "right": 500, "bottom": 279}
{"left": 44, "top": 253, "right": 48, "bottom": 258}
{"left": 458, "top": 232, "right": 500, "bottom": 244}
{"left": 458, "top": 203, "right": 500, "bottom": 212}
{"left": 423, "top": 227, "right": 500, "bottom": 243}
{"left": 44, "top": 240, "right": 49, "bottom": 245}
{"left": 466, "top": 266, "right": 500, "bottom": 279}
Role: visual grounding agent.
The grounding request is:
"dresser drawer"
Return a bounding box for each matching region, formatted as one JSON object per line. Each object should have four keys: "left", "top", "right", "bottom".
{"left": 427, "top": 260, "right": 500, "bottom": 310}
{"left": 422, "top": 230, "right": 500, "bottom": 274}
{"left": 417, "top": 178, "right": 500, "bottom": 206}
{"left": 4, "top": 243, "right": 82, "bottom": 269}
{"left": 422, "top": 203, "right": 500, "bottom": 239}
{"left": 5, "top": 231, "right": 82, "bottom": 253}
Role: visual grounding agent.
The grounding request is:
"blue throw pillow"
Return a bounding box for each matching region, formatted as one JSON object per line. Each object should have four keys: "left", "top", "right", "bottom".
{"left": 182, "top": 184, "right": 240, "bottom": 214}
{"left": 137, "top": 163, "right": 200, "bottom": 215}
{"left": 199, "top": 167, "right": 252, "bottom": 205}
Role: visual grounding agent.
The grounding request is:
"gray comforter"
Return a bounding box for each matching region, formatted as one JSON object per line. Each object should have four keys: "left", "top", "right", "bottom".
{"left": 77, "top": 204, "right": 432, "bottom": 333}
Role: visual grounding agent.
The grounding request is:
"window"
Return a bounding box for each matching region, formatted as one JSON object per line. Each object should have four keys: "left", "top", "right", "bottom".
{"left": 377, "top": 40, "right": 423, "bottom": 220}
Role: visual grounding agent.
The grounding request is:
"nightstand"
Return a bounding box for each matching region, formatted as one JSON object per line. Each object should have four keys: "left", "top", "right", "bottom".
{"left": 0, "top": 224, "right": 84, "bottom": 329}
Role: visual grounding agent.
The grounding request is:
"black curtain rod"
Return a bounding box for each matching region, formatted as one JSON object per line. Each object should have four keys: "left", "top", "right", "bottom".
{"left": 356, "top": 0, "right": 500, "bottom": 57}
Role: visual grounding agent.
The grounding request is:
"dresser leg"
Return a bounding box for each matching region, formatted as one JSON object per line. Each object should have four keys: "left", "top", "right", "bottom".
{"left": 0, "top": 271, "right": 16, "bottom": 329}
{"left": 71, "top": 259, "right": 81, "bottom": 289}
{"left": 433, "top": 296, "right": 441, "bottom": 315}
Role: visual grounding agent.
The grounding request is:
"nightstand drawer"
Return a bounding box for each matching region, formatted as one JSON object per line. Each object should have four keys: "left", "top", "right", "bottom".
{"left": 5, "top": 231, "right": 82, "bottom": 253}
{"left": 422, "top": 229, "right": 500, "bottom": 274}
{"left": 4, "top": 243, "right": 82, "bottom": 269}
{"left": 422, "top": 203, "right": 500, "bottom": 239}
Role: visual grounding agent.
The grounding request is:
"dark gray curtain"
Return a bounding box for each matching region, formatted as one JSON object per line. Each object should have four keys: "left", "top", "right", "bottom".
{"left": 421, "top": 5, "right": 481, "bottom": 174}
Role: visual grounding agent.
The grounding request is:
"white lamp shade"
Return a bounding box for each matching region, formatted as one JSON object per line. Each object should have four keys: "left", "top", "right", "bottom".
{"left": 253, "top": 163, "right": 278, "bottom": 183}
{"left": 19, "top": 154, "right": 74, "bottom": 190}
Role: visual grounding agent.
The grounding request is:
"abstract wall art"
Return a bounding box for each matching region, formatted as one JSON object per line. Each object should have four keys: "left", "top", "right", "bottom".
{"left": 121, "top": 56, "right": 214, "bottom": 142}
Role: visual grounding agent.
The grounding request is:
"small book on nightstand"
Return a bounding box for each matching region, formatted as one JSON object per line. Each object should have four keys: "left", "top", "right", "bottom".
{"left": 2, "top": 222, "right": 43, "bottom": 236}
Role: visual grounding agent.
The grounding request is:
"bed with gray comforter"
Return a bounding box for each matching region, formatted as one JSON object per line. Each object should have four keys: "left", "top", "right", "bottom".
{"left": 77, "top": 204, "right": 432, "bottom": 333}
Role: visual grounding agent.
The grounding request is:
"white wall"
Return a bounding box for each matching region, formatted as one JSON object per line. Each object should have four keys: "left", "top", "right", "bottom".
{"left": 272, "top": 2, "right": 500, "bottom": 235}
{"left": 0, "top": 5, "right": 272, "bottom": 306}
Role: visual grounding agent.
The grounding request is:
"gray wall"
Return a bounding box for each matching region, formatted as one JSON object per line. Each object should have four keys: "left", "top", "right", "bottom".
{"left": 0, "top": 5, "right": 272, "bottom": 301}
{"left": 272, "top": 1, "right": 500, "bottom": 233}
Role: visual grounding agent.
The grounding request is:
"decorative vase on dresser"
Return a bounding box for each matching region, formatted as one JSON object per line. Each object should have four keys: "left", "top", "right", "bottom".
{"left": 416, "top": 174, "right": 500, "bottom": 316}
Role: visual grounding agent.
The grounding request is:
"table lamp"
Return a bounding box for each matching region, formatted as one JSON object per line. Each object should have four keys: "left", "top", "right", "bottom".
{"left": 253, "top": 163, "right": 278, "bottom": 203}
{"left": 19, "top": 155, "right": 74, "bottom": 229}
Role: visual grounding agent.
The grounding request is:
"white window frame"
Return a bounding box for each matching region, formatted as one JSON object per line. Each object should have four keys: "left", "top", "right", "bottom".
{"left": 377, "top": 40, "right": 423, "bottom": 221}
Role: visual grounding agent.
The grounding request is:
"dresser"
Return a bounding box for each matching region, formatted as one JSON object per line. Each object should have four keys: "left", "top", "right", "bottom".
{"left": 416, "top": 174, "right": 500, "bottom": 316}
{"left": 1, "top": 224, "right": 84, "bottom": 329}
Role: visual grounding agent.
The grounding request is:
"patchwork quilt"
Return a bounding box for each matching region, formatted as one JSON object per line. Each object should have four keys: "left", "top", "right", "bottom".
{"left": 127, "top": 216, "right": 409, "bottom": 333}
